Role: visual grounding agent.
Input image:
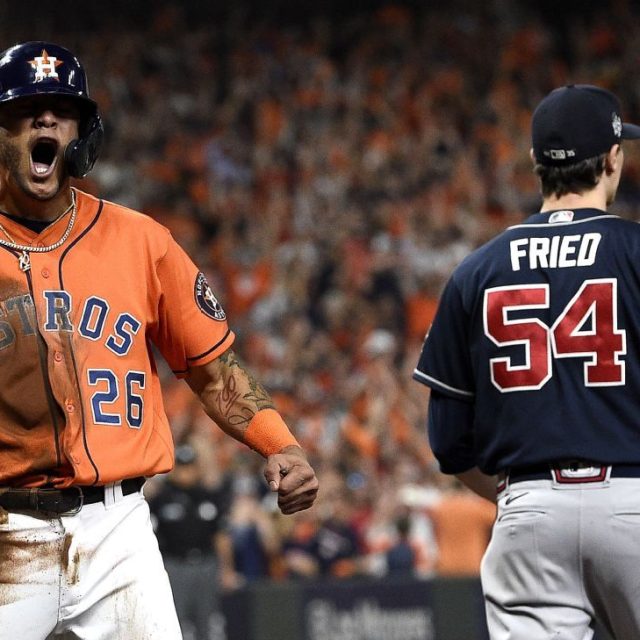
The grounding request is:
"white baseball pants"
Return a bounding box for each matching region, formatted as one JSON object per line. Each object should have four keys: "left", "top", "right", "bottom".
{"left": 482, "top": 477, "right": 640, "bottom": 640}
{"left": 0, "top": 485, "right": 182, "bottom": 639}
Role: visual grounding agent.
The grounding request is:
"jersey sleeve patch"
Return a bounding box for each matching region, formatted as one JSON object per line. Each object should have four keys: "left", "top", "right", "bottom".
{"left": 194, "top": 273, "right": 226, "bottom": 321}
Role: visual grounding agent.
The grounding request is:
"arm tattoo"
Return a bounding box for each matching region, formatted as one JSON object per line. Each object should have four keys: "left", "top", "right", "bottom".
{"left": 214, "top": 351, "right": 275, "bottom": 427}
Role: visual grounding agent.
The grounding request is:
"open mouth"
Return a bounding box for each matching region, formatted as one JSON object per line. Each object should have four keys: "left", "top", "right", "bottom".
{"left": 30, "top": 139, "right": 58, "bottom": 178}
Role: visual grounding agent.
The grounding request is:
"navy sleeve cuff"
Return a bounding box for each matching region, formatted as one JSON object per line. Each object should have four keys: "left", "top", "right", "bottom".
{"left": 428, "top": 389, "right": 478, "bottom": 473}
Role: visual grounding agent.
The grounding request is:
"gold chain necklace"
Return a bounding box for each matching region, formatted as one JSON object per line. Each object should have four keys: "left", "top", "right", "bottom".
{"left": 0, "top": 189, "right": 77, "bottom": 272}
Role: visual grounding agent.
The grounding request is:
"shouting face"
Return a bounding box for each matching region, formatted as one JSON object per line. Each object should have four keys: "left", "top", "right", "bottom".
{"left": 0, "top": 95, "right": 81, "bottom": 204}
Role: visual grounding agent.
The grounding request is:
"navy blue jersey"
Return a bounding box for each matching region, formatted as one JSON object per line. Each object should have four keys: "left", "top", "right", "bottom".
{"left": 414, "top": 208, "right": 640, "bottom": 475}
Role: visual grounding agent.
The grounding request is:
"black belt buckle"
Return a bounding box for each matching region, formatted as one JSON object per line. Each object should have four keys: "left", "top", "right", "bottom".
{"left": 36, "top": 486, "right": 84, "bottom": 516}
{"left": 61, "top": 486, "right": 84, "bottom": 515}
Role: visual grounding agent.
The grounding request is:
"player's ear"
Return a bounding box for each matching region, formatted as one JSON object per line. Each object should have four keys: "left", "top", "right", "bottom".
{"left": 529, "top": 148, "right": 536, "bottom": 165}
{"left": 604, "top": 144, "right": 621, "bottom": 175}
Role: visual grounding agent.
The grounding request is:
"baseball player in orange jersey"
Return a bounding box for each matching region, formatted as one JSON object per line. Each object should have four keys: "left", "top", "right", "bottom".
{"left": 0, "top": 41, "right": 319, "bottom": 639}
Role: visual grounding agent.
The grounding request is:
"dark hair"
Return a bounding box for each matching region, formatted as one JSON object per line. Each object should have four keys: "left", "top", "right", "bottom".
{"left": 534, "top": 152, "right": 607, "bottom": 199}
{"left": 395, "top": 514, "right": 411, "bottom": 537}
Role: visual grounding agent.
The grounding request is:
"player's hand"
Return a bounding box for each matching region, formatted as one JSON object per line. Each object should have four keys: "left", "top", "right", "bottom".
{"left": 264, "top": 446, "right": 319, "bottom": 515}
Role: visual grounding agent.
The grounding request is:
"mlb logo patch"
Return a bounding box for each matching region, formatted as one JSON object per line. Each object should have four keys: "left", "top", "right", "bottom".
{"left": 548, "top": 210, "right": 574, "bottom": 224}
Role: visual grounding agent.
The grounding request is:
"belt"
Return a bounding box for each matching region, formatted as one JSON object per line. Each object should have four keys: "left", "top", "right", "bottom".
{"left": 506, "top": 462, "right": 640, "bottom": 485}
{"left": 0, "top": 477, "right": 145, "bottom": 515}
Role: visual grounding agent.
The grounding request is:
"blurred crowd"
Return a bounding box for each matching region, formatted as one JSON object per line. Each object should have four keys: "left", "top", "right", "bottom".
{"left": 5, "top": 0, "right": 640, "bottom": 612}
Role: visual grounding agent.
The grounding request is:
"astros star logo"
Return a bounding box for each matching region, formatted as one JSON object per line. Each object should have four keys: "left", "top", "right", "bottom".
{"left": 28, "top": 49, "right": 63, "bottom": 82}
{"left": 194, "top": 272, "right": 226, "bottom": 321}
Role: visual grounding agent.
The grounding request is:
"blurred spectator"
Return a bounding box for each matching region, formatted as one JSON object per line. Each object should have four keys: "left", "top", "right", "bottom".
{"left": 279, "top": 509, "right": 321, "bottom": 580}
{"left": 428, "top": 479, "right": 496, "bottom": 577}
{"left": 149, "top": 443, "right": 230, "bottom": 640}
{"left": 363, "top": 471, "right": 438, "bottom": 579}
{"left": 279, "top": 467, "right": 365, "bottom": 580}
{"left": 385, "top": 512, "right": 417, "bottom": 577}
{"left": 219, "top": 459, "right": 281, "bottom": 587}
{"left": 313, "top": 487, "right": 362, "bottom": 578}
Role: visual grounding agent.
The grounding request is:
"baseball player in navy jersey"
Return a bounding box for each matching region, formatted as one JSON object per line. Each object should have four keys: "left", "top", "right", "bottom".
{"left": 414, "top": 84, "right": 640, "bottom": 639}
{"left": 0, "top": 41, "right": 318, "bottom": 639}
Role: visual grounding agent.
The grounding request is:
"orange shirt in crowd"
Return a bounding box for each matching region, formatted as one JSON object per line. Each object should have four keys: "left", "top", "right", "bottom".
{"left": 405, "top": 292, "right": 438, "bottom": 342}
{"left": 429, "top": 491, "right": 496, "bottom": 576}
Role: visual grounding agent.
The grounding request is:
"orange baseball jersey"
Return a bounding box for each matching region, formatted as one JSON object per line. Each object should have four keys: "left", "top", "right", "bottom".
{"left": 0, "top": 189, "right": 235, "bottom": 488}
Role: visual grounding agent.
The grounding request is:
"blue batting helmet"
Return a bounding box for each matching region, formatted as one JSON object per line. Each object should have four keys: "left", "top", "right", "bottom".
{"left": 0, "top": 41, "right": 104, "bottom": 178}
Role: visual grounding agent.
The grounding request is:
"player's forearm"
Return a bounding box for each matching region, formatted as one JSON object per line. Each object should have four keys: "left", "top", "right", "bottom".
{"left": 187, "top": 349, "right": 273, "bottom": 436}
{"left": 455, "top": 467, "right": 497, "bottom": 503}
{"left": 186, "top": 349, "right": 299, "bottom": 456}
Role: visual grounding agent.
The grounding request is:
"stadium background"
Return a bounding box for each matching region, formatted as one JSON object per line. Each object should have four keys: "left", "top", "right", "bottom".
{"left": 1, "top": 1, "right": 637, "bottom": 638}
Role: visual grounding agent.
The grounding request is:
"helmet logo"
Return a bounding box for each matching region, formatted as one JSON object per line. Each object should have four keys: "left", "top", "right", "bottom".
{"left": 28, "top": 49, "right": 63, "bottom": 82}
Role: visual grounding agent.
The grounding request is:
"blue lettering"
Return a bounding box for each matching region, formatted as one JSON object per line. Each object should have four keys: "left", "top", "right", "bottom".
{"left": 125, "top": 371, "right": 146, "bottom": 429}
{"left": 43, "top": 291, "right": 73, "bottom": 332}
{"left": 6, "top": 295, "right": 36, "bottom": 335}
{"left": 79, "top": 297, "right": 109, "bottom": 340}
{"left": 88, "top": 369, "right": 121, "bottom": 425}
{"left": 106, "top": 313, "right": 141, "bottom": 356}
{"left": 0, "top": 306, "right": 15, "bottom": 350}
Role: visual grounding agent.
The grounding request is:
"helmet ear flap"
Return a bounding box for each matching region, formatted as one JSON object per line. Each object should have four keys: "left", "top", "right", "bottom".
{"left": 64, "top": 113, "right": 104, "bottom": 178}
